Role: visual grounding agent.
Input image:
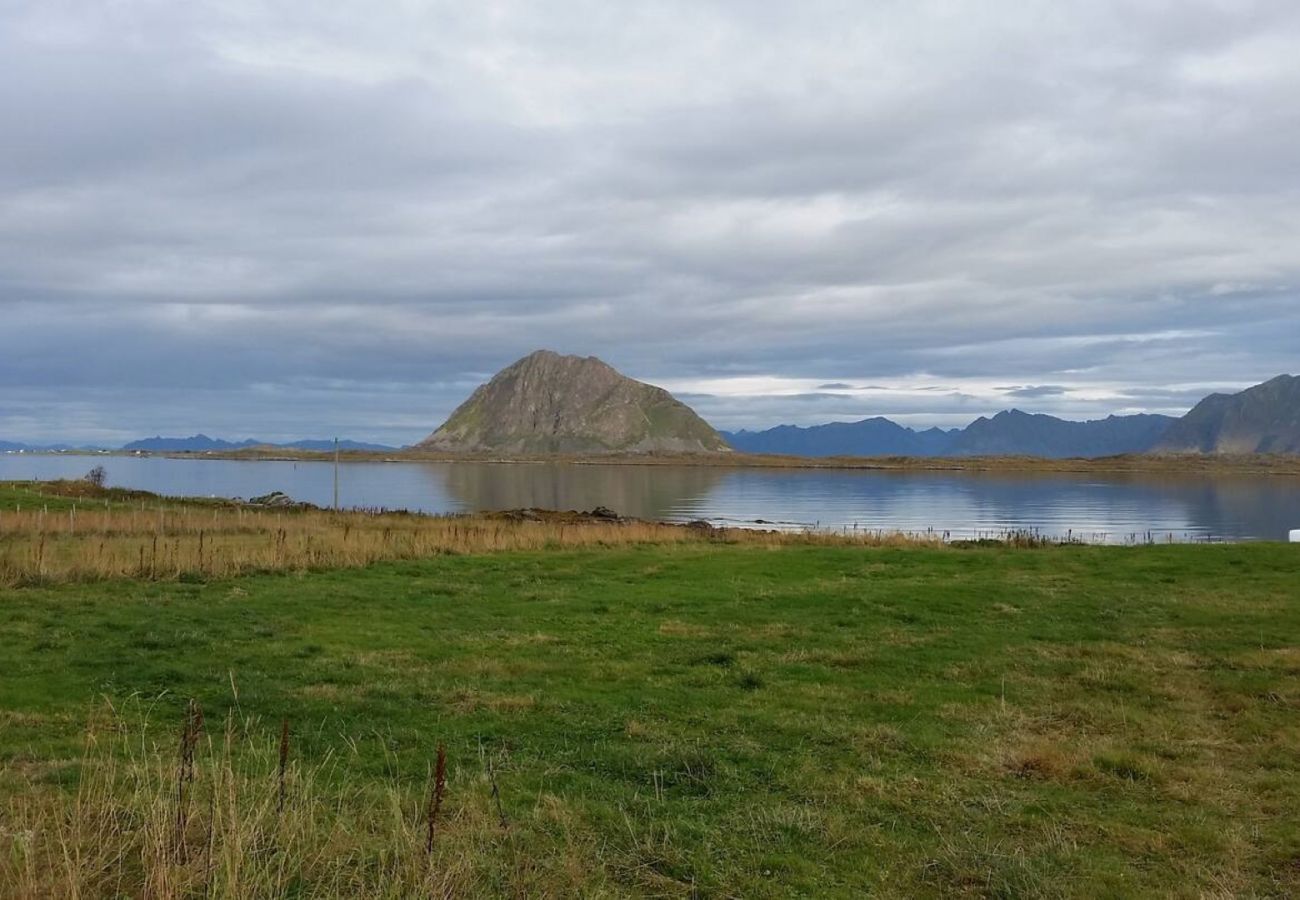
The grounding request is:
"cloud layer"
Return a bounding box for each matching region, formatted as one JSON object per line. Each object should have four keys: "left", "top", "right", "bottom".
{"left": 3, "top": 1, "right": 1298, "bottom": 442}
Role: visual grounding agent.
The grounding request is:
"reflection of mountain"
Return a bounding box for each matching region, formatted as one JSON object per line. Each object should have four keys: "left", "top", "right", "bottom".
{"left": 923, "top": 472, "right": 1300, "bottom": 541}
{"left": 1145, "top": 475, "right": 1300, "bottom": 541}
{"left": 433, "top": 462, "right": 726, "bottom": 520}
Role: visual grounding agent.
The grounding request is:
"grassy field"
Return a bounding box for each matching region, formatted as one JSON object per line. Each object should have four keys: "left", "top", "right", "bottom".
{"left": 1, "top": 488, "right": 1298, "bottom": 896}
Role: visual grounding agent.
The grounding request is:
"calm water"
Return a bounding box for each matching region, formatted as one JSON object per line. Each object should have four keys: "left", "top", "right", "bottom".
{"left": 3, "top": 454, "right": 1299, "bottom": 542}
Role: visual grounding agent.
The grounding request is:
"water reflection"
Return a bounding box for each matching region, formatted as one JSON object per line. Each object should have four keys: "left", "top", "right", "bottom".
{"left": 659, "top": 468, "right": 1300, "bottom": 541}
{"left": 1, "top": 454, "right": 1297, "bottom": 542}
{"left": 436, "top": 463, "right": 723, "bottom": 521}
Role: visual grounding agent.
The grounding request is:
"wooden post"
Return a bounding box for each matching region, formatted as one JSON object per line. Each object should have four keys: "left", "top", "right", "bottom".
{"left": 333, "top": 437, "right": 340, "bottom": 512}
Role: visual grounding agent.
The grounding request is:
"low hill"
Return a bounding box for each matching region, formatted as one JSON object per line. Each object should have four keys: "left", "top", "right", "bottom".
{"left": 418, "top": 350, "right": 730, "bottom": 454}
{"left": 1155, "top": 374, "right": 1300, "bottom": 453}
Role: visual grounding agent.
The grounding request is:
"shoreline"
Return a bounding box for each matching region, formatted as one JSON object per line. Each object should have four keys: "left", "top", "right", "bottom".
{"left": 1, "top": 479, "right": 1272, "bottom": 546}
{"left": 2, "top": 477, "right": 1290, "bottom": 547}
{"left": 7, "top": 447, "right": 1300, "bottom": 477}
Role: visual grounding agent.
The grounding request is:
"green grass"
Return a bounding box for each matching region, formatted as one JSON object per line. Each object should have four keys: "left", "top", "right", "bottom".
{"left": 3, "top": 542, "right": 1299, "bottom": 896}
{"left": 0, "top": 479, "right": 197, "bottom": 512}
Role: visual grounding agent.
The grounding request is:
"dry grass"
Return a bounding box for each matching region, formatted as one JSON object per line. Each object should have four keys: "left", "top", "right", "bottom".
{"left": 0, "top": 483, "right": 940, "bottom": 587}
{"left": 0, "top": 703, "right": 515, "bottom": 899}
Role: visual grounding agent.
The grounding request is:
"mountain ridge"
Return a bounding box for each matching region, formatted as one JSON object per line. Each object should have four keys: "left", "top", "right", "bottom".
{"left": 946, "top": 410, "right": 1176, "bottom": 458}
{"left": 723, "top": 411, "right": 1176, "bottom": 459}
{"left": 121, "top": 435, "right": 396, "bottom": 452}
{"left": 5, "top": 374, "right": 1296, "bottom": 460}
{"left": 1155, "top": 375, "right": 1300, "bottom": 454}
{"left": 0, "top": 436, "right": 396, "bottom": 453}
{"left": 722, "top": 376, "right": 1297, "bottom": 458}
{"left": 723, "top": 418, "right": 957, "bottom": 457}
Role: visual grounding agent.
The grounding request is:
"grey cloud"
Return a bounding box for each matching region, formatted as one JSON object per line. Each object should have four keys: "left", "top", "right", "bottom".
{"left": 1001, "top": 386, "right": 1069, "bottom": 399}
{"left": 2, "top": 1, "right": 1298, "bottom": 442}
{"left": 691, "top": 389, "right": 998, "bottom": 432}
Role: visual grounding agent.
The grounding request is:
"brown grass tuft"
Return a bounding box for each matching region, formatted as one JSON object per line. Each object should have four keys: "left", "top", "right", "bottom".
{"left": 0, "top": 704, "right": 508, "bottom": 898}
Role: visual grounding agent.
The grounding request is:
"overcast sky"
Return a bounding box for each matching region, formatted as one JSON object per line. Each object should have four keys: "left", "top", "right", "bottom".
{"left": 3, "top": 1, "right": 1298, "bottom": 444}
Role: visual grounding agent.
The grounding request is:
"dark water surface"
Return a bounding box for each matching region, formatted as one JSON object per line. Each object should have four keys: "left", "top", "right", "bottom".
{"left": 3, "top": 454, "right": 1298, "bottom": 542}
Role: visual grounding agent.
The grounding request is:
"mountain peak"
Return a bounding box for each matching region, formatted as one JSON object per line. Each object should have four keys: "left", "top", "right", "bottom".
{"left": 1156, "top": 374, "right": 1300, "bottom": 453}
{"left": 517, "top": 349, "right": 590, "bottom": 365}
{"left": 418, "top": 351, "right": 730, "bottom": 454}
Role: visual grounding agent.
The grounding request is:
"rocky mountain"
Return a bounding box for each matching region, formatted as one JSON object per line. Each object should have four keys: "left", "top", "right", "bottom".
{"left": 723, "top": 418, "right": 957, "bottom": 457}
{"left": 1155, "top": 374, "right": 1300, "bottom": 453}
{"left": 419, "top": 350, "right": 730, "bottom": 454}
{"left": 947, "top": 411, "right": 1176, "bottom": 458}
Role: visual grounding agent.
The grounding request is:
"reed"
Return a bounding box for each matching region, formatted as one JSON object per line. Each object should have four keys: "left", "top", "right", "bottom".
{"left": 175, "top": 699, "right": 204, "bottom": 862}
{"left": 277, "top": 718, "right": 290, "bottom": 817}
{"left": 0, "top": 703, "right": 499, "bottom": 898}
{"left": 426, "top": 744, "right": 447, "bottom": 855}
{"left": 0, "top": 484, "right": 943, "bottom": 587}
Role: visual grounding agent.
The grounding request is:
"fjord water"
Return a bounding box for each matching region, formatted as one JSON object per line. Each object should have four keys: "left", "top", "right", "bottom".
{"left": 2, "top": 455, "right": 1297, "bottom": 542}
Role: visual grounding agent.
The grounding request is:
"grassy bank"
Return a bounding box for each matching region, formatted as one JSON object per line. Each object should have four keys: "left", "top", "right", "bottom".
{"left": 0, "top": 480, "right": 940, "bottom": 588}
{"left": 1, "top": 513, "right": 1298, "bottom": 895}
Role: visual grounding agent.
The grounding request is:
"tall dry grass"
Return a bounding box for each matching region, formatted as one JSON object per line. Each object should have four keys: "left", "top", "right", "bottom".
{"left": 0, "top": 494, "right": 940, "bottom": 587}
{"left": 0, "top": 702, "right": 517, "bottom": 898}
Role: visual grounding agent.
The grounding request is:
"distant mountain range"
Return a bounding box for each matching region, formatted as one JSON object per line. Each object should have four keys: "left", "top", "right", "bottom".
{"left": 4, "top": 374, "right": 1297, "bottom": 460}
{"left": 0, "top": 440, "right": 105, "bottom": 452}
{"left": 947, "top": 411, "right": 1176, "bottom": 458}
{"left": 720, "top": 417, "right": 958, "bottom": 457}
{"left": 723, "top": 412, "right": 1175, "bottom": 459}
{"left": 122, "top": 435, "right": 261, "bottom": 452}
{"left": 122, "top": 435, "right": 397, "bottom": 452}
{"left": 723, "top": 375, "right": 1298, "bottom": 458}
{"left": 1, "top": 435, "right": 395, "bottom": 453}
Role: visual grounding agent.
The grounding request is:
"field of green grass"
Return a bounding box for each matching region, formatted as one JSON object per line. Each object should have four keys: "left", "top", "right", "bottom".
{"left": 2, "top": 530, "right": 1298, "bottom": 896}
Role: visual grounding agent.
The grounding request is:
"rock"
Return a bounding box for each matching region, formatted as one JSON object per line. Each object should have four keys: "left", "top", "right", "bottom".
{"left": 248, "top": 491, "right": 299, "bottom": 507}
